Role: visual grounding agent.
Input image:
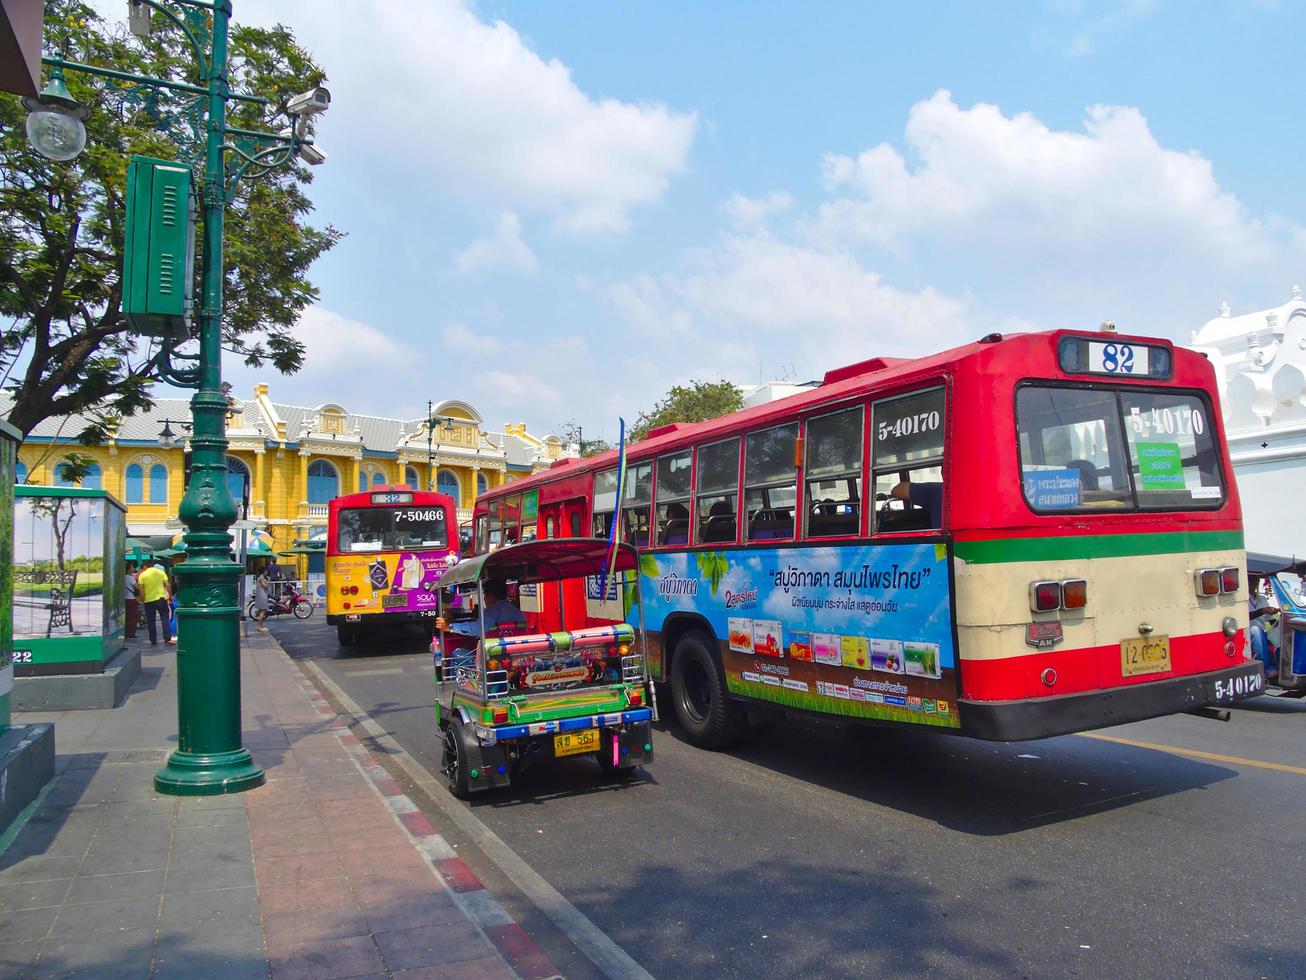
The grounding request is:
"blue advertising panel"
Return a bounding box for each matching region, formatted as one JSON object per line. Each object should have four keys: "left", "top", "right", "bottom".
{"left": 641, "top": 542, "right": 959, "bottom": 728}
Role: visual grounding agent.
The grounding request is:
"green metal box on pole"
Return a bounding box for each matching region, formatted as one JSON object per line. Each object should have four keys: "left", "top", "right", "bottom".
{"left": 122, "top": 155, "right": 195, "bottom": 340}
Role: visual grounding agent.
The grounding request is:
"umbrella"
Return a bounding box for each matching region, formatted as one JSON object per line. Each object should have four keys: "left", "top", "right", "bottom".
{"left": 243, "top": 530, "right": 276, "bottom": 557}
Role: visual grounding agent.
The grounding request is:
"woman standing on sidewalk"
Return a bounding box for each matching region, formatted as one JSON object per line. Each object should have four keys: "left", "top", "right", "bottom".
{"left": 254, "top": 563, "right": 271, "bottom": 632}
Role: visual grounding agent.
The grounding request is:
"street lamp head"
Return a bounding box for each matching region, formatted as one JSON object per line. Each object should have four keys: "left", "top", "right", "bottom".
{"left": 23, "top": 69, "right": 90, "bottom": 162}
{"left": 286, "top": 86, "right": 330, "bottom": 117}
{"left": 158, "top": 421, "right": 177, "bottom": 450}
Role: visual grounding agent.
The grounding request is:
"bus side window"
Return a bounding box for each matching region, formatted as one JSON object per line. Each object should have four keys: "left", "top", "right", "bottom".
{"left": 696, "top": 438, "right": 739, "bottom": 544}
{"left": 592, "top": 468, "right": 618, "bottom": 538}
{"left": 474, "top": 514, "right": 488, "bottom": 554}
{"left": 545, "top": 515, "right": 557, "bottom": 539}
{"left": 504, "top": 494, "right": 521, "bottom": 545}
{"left": 656, "top": 450, "right": 693, "bottom": 546}
{"left": 745, "top": 423, "right": 799, "bottom": 542}
{"left": 804, "top": 406, "right": 863, "bottom": 538}
{"left": 871, "top": 388, "right": 946, "bottom": 533}
{"left": 622, "top": 462, "right": 653, "bottom": 547}
{"left": 489, "top": 498, "right": 504, "bottom": 549}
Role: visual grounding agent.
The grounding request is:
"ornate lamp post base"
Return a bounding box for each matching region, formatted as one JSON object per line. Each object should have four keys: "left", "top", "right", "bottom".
{"left": 155, "top": 746, "right": 264, "bottom": 796}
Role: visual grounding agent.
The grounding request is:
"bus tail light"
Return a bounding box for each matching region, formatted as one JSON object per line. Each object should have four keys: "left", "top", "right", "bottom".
{"left": 1195, "top": 569, "right": 1221, "bottom": 597}
{"left": 1220, "top": 567, "right": 1239, "bottom": 594}
{"left": 343, "top": 601, "right": 351, "bottom": 609}
{"left": 339, "top": 586, "right": 349, "bottom": 596}
{"left": 349, "top": 585, "right": 359, "bottom": 595}
{"left": 1060, "top": 579, "right": 1087, "bottom": 609}
{"left": 1030, "top": 581, "right": 1061, "bottom": 612}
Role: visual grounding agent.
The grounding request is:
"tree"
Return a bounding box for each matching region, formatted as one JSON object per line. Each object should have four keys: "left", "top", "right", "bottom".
{"left": 630, "top": 379, "right": 744, "bottom": 442}
{"left": 558, "top": 419, "right": 612, "bottom": 458}
{"left": 0, "top": 1, "right": 342, "bottom": 440}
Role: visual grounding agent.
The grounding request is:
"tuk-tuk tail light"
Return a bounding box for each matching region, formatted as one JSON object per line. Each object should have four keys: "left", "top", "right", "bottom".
{"left": 617, "top": 643, "right": 630, "bottom": 655}
{"left": 491, "top": 705, "right": 509, "bottom": 724}
{"left": 627, "top": 687, "right": 643, "bottom": 706}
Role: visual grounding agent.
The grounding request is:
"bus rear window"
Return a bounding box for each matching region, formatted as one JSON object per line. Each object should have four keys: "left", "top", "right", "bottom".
{"left": 1016, "top": 385, "right": 1224, "bottom": 512}
{"left": 337, "top": 507, "right": 449, "bottom": 552}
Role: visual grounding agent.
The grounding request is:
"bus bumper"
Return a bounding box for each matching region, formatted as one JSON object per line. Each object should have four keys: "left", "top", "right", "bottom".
{"left": 958, "top": 661, "right": 1265, "bottom": 741}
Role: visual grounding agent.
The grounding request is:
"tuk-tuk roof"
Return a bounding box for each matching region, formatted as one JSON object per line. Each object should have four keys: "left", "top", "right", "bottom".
{"left": 436, "top": 538, "right": 639, "bottom": 590}
{"left": 1247, "top": 552, "right": 1306, "bottom": 576}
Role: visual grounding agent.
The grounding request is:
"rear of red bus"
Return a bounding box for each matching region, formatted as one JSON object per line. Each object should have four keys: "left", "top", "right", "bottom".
{"left": 949, "top": 330, "right": 1263, "bottom": 739}
{"left": 326, "top": 487, "right": 460, "bottom": 645}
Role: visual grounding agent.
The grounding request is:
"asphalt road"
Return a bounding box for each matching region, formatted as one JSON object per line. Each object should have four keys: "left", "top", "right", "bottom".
{"left": 269, "top": 617, "right": 1306, "bottom": 978}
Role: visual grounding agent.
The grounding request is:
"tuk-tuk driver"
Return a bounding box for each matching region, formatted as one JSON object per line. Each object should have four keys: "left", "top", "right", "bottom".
{"left": 435, "top": 579, "right": 526, "bottom": 637}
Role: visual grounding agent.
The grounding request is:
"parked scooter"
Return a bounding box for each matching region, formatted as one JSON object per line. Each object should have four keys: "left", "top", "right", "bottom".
{"left": 247, "top": 582, "right": 314, "bottom": 621}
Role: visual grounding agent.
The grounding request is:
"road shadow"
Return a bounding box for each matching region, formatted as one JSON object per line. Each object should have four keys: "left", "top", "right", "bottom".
{"left": 653, "top": 711, "right": 1239, "bottom": 837}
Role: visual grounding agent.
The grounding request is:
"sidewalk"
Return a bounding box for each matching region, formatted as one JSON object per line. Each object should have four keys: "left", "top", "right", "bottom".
{"left": 1, "top": 631, "right": 559, "bottom": 979}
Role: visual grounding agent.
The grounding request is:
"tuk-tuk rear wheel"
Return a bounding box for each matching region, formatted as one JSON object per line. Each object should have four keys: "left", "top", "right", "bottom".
{"left": 442, "top": 718, "right": 472, "bottom": 799}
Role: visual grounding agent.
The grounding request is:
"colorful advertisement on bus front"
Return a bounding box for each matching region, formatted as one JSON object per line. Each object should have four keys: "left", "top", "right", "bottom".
{"left": 325, "top": 550, "right": 458, "bottom": 618}
{"left": 641, "top": 542, "right": 959, "bottom": 729}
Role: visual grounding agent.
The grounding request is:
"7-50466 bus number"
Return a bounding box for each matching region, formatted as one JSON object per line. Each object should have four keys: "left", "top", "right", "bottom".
{"left": 394, "top": 509, "right": 445, "bottom": 523}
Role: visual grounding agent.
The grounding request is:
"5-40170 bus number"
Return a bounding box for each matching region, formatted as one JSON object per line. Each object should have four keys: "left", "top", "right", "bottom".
{"left": 877, "top": 410, "right": 941, "bottom": 443}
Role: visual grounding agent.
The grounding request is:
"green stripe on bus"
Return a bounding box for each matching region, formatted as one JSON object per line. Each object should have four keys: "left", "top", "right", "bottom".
{"left": 953, "top": 529, "right": 1244, "bottom": 565}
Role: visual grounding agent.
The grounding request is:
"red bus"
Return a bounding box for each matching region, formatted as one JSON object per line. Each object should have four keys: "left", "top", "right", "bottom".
{"left": 326, "top": 486, "right": 460, "bottom": 646}
{"left": 474, "top": 328, "right": 1264, "bottom": 746}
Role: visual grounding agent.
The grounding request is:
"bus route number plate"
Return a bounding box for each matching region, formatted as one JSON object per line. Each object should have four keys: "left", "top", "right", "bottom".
{"left": 1121, "top": 635, "right": 1170, "bottom": 677}
{"left": 554, "top": 729, "right": 599, "bottom": 757}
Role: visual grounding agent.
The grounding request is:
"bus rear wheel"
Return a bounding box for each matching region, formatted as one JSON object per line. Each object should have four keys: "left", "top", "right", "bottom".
{"left": 671, "top": 631, "right": 748, "bottom": 749}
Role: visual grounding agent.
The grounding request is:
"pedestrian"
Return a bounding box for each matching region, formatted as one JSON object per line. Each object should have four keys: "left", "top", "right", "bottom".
{"left": 137, "top": 557, "right": 174, "bottom": 646}
{"left": 254, "top": 562, "right": 271, "bottom": 632}
{"left": 125, "top": 562, "right": 140, "bottom": 639}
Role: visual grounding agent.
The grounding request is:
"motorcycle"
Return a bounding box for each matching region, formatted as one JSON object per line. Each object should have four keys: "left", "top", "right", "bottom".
{"left": 247, "top": 583, "right": 314, "bottom": 621}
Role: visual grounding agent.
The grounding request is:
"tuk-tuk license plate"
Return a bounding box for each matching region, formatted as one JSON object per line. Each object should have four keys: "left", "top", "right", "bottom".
{"left": 554, "top": 729, "right": 599, "bottom": 757}
{"left": 1121, "top": 635, "right": 1171, "bottom": 677}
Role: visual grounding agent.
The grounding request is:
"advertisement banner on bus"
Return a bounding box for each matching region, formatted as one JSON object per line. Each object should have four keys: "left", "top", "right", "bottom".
{"left": 325, "top": 551, "right": 458, "bottom": 617}
{"left": 641, "top": 542, "right": 959, "bottom": 729}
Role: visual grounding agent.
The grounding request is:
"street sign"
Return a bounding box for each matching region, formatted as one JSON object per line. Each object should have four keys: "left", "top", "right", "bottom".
{"left": 123, "top": 155, "right": 195, "bottom": 340}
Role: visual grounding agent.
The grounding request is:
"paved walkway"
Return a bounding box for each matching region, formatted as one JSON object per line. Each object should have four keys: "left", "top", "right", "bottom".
{"left": 1, "top": 631, "right": 558, "bottom": 979}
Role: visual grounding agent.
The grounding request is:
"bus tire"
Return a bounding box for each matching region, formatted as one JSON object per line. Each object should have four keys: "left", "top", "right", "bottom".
{"left": 670, "top": 631, "right": 748, "bottom": 749}
{"left": 336, "top": 624, "right": 356, "bottom": 647}
{"left": 442, "top": 719, "right": 472, "bottom": 800}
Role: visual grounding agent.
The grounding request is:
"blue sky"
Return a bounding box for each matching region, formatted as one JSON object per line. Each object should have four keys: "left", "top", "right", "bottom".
{"left": 147, "top": 0, "right": 1306, "bottom": 441}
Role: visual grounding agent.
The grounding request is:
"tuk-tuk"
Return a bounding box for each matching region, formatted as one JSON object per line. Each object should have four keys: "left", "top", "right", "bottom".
{"left": 1247, "top": 552, "right": 1306, "bottom": 697}
{"left": 432, "top": 538, "right": 654, "bottom": 798}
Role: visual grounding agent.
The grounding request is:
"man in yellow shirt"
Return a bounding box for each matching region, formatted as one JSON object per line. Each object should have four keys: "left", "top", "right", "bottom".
{"left": 138, "top": 558, "right": 174, "bottom": 646}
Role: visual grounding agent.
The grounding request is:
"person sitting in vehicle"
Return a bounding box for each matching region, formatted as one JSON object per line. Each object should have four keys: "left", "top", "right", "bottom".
{"left": 1248, "top": 582, "right": 1278, "bottom": 682}
{"left": 889, "top": 472, "right": 943, "bottom": 528}
{"left": 435, "top": 579, "right": 526, "bottom": 638}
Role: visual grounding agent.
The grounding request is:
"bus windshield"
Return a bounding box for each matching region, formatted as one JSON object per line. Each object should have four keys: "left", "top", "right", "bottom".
{"left": 1017, "top": 385, "right": 1224, "bottom": 512}
{"left": 336, "top": 506, "right": 449, "bottom": 552}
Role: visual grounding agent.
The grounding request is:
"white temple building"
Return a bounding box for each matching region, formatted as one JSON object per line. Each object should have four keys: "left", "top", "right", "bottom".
{"left": 1191, "top": 288, "right": 1306, "bottom": 559}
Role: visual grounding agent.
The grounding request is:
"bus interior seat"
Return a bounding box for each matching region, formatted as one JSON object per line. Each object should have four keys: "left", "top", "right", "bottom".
{"left": 810, "top": 499, "right": 859, "bottom": 536}
{"left": 878, "top": 505, "right": 935, "bottom": 533}
{"left": 661, "top": 520, "right": 690, "bottom": 546}
{"left": 701, "top": 501, "right": 737, "bottom": 542}
{"left": 1068, "top": 459, "right": 1099, "bottom": 491}
{"left": 750, "top": 509, "right": 794, "bottom": 541}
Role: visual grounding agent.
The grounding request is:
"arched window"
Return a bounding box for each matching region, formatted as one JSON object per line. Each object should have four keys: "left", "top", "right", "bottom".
{"left": 476, "top": 472, "right": 488, "bottom": 496}
{"left": 372, "top": 470, "right": 385, "bottom": 487}
{"left": 54, "top": 459, "right": 76, "bottom": 487}
{"left": 405, "top": 466, "right": 419, "bottom": 489}
{"left": 226, "top": 457, "right": 251, "bottom": 511}
{"left": 15, "top": 460, "right": 27, "bottom": 484}
{"left": 149, "top": 464, "right": 168, "bottom": 503}
{"left": 437, "top": 469, "right": 460, "bottom": 504}
{"left": 125, "top": 464, "right": 144, "bottom": 503}
{"left": 82, "top": 463, "right": 102, "bottom": 490}
{"left": 307, "top": 460, "right": 339, "bottom": 504}
{"left": 358, "top": 470, "right": 367, "bottom": 493}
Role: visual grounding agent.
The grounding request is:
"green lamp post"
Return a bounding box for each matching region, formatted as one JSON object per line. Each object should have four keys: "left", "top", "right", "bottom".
{"left": 25, "top": 0, "right": 330, "bottom": 795}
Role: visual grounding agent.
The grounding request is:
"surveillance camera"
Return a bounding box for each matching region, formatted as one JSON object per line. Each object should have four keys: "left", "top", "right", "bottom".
{"left": 286, "top": 86, "right": 331, "bottom": 117}
{"left": 298, "top": 142, "right": 327, "bottom": 166}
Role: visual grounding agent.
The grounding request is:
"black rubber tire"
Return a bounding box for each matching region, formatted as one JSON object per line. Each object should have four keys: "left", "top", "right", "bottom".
{"left": 245, "top": 600, "right": 258, "bottom": 621}
{"left": 442, "top": 718, "right": 472, "bottom": 799}
{"left": 292, "top": 598, "right": 313, "bottom": 620}
{"left": 670, "top": 630, "right": 748, "bottom": 749}
{"left": 336, "top": 624, "right": 356, "bottom": 647}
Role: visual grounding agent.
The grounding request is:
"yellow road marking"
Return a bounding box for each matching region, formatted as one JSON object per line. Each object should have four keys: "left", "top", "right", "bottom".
{"left": 1077, "top": 731, "right": 1306, "bottom": 776}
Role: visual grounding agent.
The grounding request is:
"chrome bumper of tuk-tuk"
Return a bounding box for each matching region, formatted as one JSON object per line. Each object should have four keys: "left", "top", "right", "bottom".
{"left": 474, "top": 707, "right": 653, "bottom": 744}
{"left": 958, "top": 660, "right": 1265, "bottom": 742}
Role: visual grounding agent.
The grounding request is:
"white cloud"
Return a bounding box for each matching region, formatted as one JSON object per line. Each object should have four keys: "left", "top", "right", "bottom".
{"left": 476, "top": 370, "right": 564, "bottom": 409}
{"left": 243, "top": 0, "right": 697, "bottom": 234}
{"left": 442, "top": 321, "right": 503, "bottom": 354}
{"left": 721, "top": 191, "right": 795, "bottom": 230}
{"left": 454, "top": 210, "right": 538, "bottom": 274}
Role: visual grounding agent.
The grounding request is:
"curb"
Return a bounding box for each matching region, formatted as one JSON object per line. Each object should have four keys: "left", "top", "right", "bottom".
{"left": 291, "top": 661, "right": 563, "bottom": 980}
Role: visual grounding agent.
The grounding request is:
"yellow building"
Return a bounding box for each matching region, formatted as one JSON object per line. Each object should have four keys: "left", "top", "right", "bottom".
{"left": 4, "top": 385, "right": 569, "bottom": 576}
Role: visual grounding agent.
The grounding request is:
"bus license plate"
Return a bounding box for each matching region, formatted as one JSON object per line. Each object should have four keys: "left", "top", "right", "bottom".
{"left": 1121, "top": 635, "right": 1171, "bottom": 677}
{"left": 554, "top": 729, "right": 599, "bottom": 757}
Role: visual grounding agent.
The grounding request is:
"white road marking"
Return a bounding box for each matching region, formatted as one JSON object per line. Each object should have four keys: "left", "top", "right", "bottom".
{"left": 303, "top": 659, "right": 652, "bottom": 980}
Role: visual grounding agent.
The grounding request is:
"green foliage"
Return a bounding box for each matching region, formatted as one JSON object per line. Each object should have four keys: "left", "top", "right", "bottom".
{"left": 695, "top": 552, "right": 729, "bottom": 595}
{"left": 558, "top": 418, "right": 612, "bottom": 457}
{"left": 0, "top": 1, "right": 342, "bottom": 439}
{"left": 631, "top": 380, "right": 744, "bottom": 443}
